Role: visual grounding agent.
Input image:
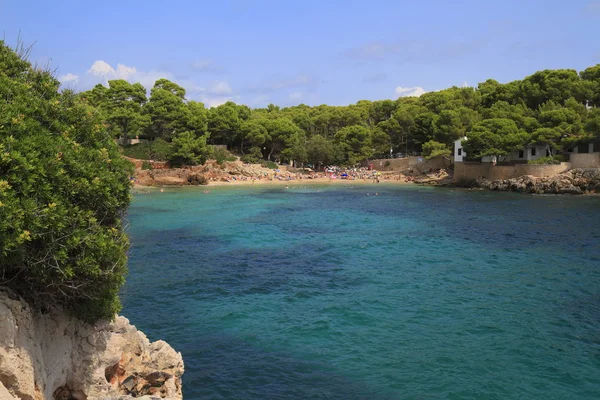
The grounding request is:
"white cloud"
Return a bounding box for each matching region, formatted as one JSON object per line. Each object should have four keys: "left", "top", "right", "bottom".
{"left": 395, "top": 86, "right": 426, "bottom": 97}
{"left": 461, "top": 81, "right": 470, "bottom": 88}
{"left": 59, "top": 73, "right": 79, "bottom": 84}
{"left": 207, "top": 81, "right": 232, "bottom": 95}
{"left": 60, "top": 60, "right": 238, "bottom": 108}
{"left": 85, "top": 60, "right": 174, "bottom": 89}
{"left": 87, "top": 60, "right": 116, "bottom": 78}
{"left": 200, "top": 96, "right": 231, "bottom": 108}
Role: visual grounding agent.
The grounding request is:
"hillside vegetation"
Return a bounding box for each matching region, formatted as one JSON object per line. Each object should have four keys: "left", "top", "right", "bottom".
{"left": 0, "top": 42, "right": 132, "bottom": 322}
{"left": 81, "top": 64, "right": 600, "bottom": 166}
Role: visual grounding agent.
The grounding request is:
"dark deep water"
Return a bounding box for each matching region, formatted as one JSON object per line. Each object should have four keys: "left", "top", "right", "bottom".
{"left": 121, "top": 185, "right": 600, "bottom": 399}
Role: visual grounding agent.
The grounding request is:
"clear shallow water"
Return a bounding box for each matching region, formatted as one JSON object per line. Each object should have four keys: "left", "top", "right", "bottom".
{"left": 121, "top": 185, "right": 600, "bottom": 400}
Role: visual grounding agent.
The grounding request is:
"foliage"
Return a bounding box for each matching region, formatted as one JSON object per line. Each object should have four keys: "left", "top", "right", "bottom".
{"left": 121, "top": 139, "right": 173, "bottom": 161}
{"left": 169, "top": 131, "right": 212, "bottom": 166}
{"left": 306, "top": 134, "right": 334, "bottom": 167}
{"left": 260, "top": 160, "right": 278, "bottom": 169}
{"left": 213, "top": 147, "right": 237, "bottom": 165}
{"left": 74, "top": 59, "right": 600, "bottom": 166}
{"left": 527, "top": 156, "right": 561, "bottom": 165}
{"left": 0, "top": 41, "right": 132, "bottom": 322}
{"left": 141, "top": 161, "right": 153, "bottom": 170}
{"left": 422, "top": 140, "right": 451, "bottom": 159}
{"left": 334, "top": 125, "right": 373, "bottom": 165}
{"left": 240, "top": 147, "right": 263, "bottom": 164}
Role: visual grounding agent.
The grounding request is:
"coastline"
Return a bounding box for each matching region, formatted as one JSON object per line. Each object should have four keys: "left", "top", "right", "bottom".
{"left": 134, "top": 176, "right": 416, "bottom": 189}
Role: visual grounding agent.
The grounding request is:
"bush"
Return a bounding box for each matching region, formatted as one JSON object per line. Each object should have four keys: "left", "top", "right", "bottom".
{"left": 422, "top": 140, "right": 451, "bottom": 160}
{"left": 213, "top": 147, "right": 237, "bottom": 165}
{"left": 240, "top": 147, "right": 263, "bottom": 164}
{"left": 0, "top": 42, "right": 133, "bottom": 322}
{"left": 141, "top": 161, "right": 153, "bottom": 170}
{"left": 384, "top": 160, "right": 391, "bottom": 167}
{"left": 122, "top": 138, "right": 172, "bottom": 161}
{"left": 528, "top": 156, "right": 561, "bottom": 165}
{"left": 261, "top": 160, "right": 279, "bottom": 169}
{"left": 169, "top": 131, "right": 212, "bottom": 166}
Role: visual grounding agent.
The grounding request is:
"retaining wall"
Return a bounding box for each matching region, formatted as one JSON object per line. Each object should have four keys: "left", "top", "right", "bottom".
{"left": 454, "top": 162, "right": 571, "bottom": 182}
{"left": 409, "top": 155, "right": 452, "bottom": 173}
{"left": 570, "top": 153, "right": 600, "bottom": 169}
{"left": 368, "top": 158, "right": 410, "bottom": 171}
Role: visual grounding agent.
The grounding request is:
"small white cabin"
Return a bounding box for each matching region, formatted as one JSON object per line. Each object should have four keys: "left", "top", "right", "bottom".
{"left": 454, "top": 137, "right": 551, "bottom": 163}
{"left": 454, "top": 138, "right": 466, "bottom": 162}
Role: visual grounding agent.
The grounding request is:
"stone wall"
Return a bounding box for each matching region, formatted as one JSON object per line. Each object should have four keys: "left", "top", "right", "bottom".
{"left": 368, "top": 158, "right": 409, "bottom": 171}
{"left": 409, "top": 155, "right": 452, "bottom": 173}
{"left": 570, "top": 153, "right": 600, "bottom": 169}
{"left": 454, "top": 162, "right": 572, "bottom": 182}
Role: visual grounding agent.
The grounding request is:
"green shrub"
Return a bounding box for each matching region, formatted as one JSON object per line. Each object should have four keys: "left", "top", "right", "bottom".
{"left": 528, "top": 156, "right": 561, "bottom": 165}
{"left": 169, "top": 131, "right": 212, "bottom": 166}
{"left": 213, "top": 147, "right": 237, "bottom": 165}
{"left": 384, "top": 160, "right": 391, "bottom": 167}
{"left": 553, "top": 154, "right": 568, "bottom": 163}
{"left": 260, "top": 160, "right": 278, "bottom": 169}
{"left": 0, "top": 41, "right": 132, "bottom": 323}
{"left": 422, "top": 140, "right": 451, "bottom": 160}
{"left": 240, "top": 147, "right": 263, "bottom": 164}
{"left": 122, "top": 138, "right": 172, "bottom": 161}
{"left": 141, "top": 161, "right": 153, "bottom": 170}
{"left": 122, "top": 142, "right": 152, "bottom": 160}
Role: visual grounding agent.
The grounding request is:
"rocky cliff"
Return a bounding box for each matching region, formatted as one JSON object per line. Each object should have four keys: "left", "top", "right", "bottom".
{"left": 474, "top": 168, "right": 600, "bottom": 195}
{"left": 0, "top": 289, "right": 184, "bottom": 400}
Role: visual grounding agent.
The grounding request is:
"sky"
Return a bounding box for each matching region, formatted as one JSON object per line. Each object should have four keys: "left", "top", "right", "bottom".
{"left": 1, "top": 0, "right": 599, "bottom": 108}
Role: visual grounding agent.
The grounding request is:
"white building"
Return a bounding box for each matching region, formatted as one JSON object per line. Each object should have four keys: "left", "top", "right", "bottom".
{"left": 454, "top": 137, "right": 551, "bottom": 163}
{"left": 454, "top": 137, "right": 466, "bottom": 163}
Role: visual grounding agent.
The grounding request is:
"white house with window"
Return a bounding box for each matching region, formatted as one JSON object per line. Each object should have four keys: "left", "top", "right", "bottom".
{"left": 454, "top": 137, "right": 551, "bottom": 163}
{"left": 454, "top": 137, "right": 466, "bottom": 162}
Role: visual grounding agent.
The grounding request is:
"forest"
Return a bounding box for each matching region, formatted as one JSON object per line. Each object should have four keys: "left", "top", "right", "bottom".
{"left": 80, "top": 65, "right": 600, "bottom": 167}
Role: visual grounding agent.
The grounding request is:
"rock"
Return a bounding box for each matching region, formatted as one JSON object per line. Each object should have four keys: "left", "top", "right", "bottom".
{"left": 0, "top": 289, "right": 183, "bottom": 400}
{"left": 473, "top": 168, "right": 600, "bottom": 195}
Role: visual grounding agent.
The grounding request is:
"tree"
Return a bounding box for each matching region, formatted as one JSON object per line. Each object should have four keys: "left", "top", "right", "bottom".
{"left": 104, "top": 80, "right": 148, "bottom": 142}
{"left": 462, "top": 118, "right": 529, "bottom": 160}
{"left": 240, "top": 119, "right": 269, "bottom": 154}
{"left": 261, "top": 118, "right": 303, "bottom": 161}
{"left": 144, "top": 79, "right": 190, "bottom": 140}
{"left": 0, "top": 41, "right": 132, "bottom": 322}
{"left": 306, "top": 134, "right": 334, "bottom": 168}
{"left": 207, "top": 101, "right": 250, "bottom": 147}
{"left": 187, "top": 101, "right": 209, "bottom": 136}
{"left": 580, "top": 65, "right": 600, "bottom": 107}
{"left": 422, "top": 140, "right": 451, "bottom": 159}
{"left": 334, "top": 125, "right": 373, "bottom": 165}
{"left": 170, "top": 131, "right": 212, "bottom": 166}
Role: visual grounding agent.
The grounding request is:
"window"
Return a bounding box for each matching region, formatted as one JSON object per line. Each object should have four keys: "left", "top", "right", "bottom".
{"left": 531, "top": 148, "right": 536, "bottom": 156}
{"left": 457, "top": 148, "right": 462, "bottom": 156}
{"left": 518, "top": 150, "right": 524, "bottom": 158}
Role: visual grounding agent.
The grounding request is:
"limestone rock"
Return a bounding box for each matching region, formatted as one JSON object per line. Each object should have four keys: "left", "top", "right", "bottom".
{"left": 0, "top": 289, "right": 183, "bottom": 400}
{"left": 475, "top": 168, "right": 600, "bottom": 195}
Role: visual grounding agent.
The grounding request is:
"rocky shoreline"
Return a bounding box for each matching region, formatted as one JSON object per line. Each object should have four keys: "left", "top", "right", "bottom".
{"left": 469, "top": 168, "right": 600, "bottom": 195}
{"left": 0, "top": 289, "right": 183, "bottom": 400}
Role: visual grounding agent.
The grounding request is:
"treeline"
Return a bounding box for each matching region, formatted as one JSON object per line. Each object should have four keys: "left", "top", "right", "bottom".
{"left": 80, "top": 65, "right": 600, "bottom": 166}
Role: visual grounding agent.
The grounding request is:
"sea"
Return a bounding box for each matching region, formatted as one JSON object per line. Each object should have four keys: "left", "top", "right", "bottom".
{"left": 121, "top": 184, "right": 600, "bottom": 400}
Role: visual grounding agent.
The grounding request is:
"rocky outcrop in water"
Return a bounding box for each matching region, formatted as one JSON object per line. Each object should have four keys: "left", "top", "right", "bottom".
{"left": 0, "top": 289, "right": 184, "bottom": 400}
{"left": 475, "top": 168, "right": 600, "bottom": 194}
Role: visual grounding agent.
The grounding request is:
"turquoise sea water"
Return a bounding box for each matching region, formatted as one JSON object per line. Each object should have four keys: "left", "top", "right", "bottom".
{"left": 121, "top": 185, "right": 600, "bottom": 400}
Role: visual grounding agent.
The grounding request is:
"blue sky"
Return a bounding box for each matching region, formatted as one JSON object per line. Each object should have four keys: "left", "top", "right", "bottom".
{"left": 1, "top": 0, "right": 599, "bottom": 108}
